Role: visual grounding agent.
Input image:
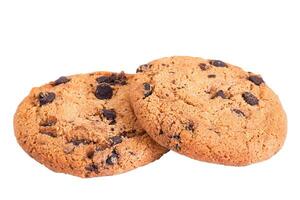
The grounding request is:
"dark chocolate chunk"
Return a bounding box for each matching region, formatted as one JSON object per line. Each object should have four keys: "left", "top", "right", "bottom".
{"left": 96, "top": 72, "right": 127, "bottom": 85}
{"left": 232, "top": 109, "right": 245, "bottom": 117}
{"left": 199, "top": 63, "right": 209, "bottom": 70}
{"left": 248, "top": 75, "right": 264, "bottom": 86}
{"left": 102, "top": 109, "right": 116, "bottom": 121}
{"left": 110, "top": 136, "right": 122, "bottom": 145}
{"left": 212, "top": 90, "right": 226, "bottom": 99}
{"left": 208, "top": 74, "right": 216, "bottom": 78}
{"left": 242, "top": 92, "right": 259, "bottom": 106}
{"left": 159, "top": 130, "right": 164, "bottom": 135}
{"left": 70, "top": 139, "right": 91, "bottom": 146}
{"left": 143, "top": 83, "right": 153, "bottom": 98}
{"left": 38, "top": 92, "right": 56, "bottom": 106}
{"left": 106, "top": 150, "right": 118, "bottom": 165}
{"left": 53, "top": 76, "right": 70, "bottom": 86}
{"left": 85, "top": 163, "right": 99, "bottom": 173}
{"left": 209, "top": 60, "right": 227, "bottom": 67}
{"left": 40, "top": 131, "right": 57, "bottom": 137}
{"left": 95, "top": 84, "right": 113, "bottom": 99}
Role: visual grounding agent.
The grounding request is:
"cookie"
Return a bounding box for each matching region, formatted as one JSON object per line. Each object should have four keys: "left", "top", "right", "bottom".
{"left": 14, "top": 71, "right": 168, "bottom": 177}
{"left": 130, "top": 56, "right": 287, "bottom": 166}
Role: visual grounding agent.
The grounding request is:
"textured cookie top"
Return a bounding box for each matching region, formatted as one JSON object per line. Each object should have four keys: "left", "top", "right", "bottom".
{"left": 131, "top": 56, "right": 287, "bottom": 166}
{"left": 14, "top": 72, "right": 167, "bottom": 177}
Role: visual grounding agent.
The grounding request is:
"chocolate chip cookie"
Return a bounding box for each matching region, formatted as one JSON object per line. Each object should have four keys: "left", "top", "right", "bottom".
{"left": 14, "top": 72, "right": 168, "bottom": 177}
{"left": 130, "top": 56, "right": 287, "bottom": 166}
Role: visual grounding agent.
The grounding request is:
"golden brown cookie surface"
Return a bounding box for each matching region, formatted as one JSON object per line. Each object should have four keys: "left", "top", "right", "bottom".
{"left": 130, "top": 56, "right": 287, "bottom": 166}
{"left": 14, "top": 72, "right": 167, "bottom": 177}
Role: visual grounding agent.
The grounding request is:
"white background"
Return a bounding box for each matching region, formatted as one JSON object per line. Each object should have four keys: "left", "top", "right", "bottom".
{"left": 0, "top": 0, "right": 299, "bottom": 199}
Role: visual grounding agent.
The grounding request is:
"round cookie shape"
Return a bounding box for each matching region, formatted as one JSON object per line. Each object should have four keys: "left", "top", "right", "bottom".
{"left": 131, "top": 56, "right": 287, "bottom": 166}
{"left": 14, "top": 72, "right": 168, "bottom": 177}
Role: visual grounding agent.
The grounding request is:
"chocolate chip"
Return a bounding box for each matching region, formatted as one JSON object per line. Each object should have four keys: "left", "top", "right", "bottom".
{"left": 159, "top": 130, "right": 164, "bottom": 135}
{"left": 70, "top": 139, "right": 91, "bottom": 146}
{"left": 248, "top": 75, "right": 264, "bottom": 86}
{"left": 232, "top": 109, "right": 245, "bottom": 117}
{"left": 96, "top": 76, "right": 112, "bottom": 84}
{"left": 209, "top": 60, "right": 227, "bottom": 67}
{"left": 101, "top": 109, "right": 116, "bottom": 125}
{"left": 171, "top": 134, "right": 181, "bottom": 140}
{"left": 106, "top": 150, "right": 118, "bottom": 165}
{"left": 40, "top": 131, "right": 57, "bottom": 137}
{"left": 53, "top": 76, "right": 70, "bottom": 86}
{"left": 186, "top": 121, "right": 195, "bottom": 131}
{"left": 108, "top": 120, "right": 116, "bottom": 125}
{"left": 143, "top": 83, "right": 153, "bottom": 98}
{"left": 38, "top": 92, "right": 56, "bottom": 106}
{"left": 95, "top": 144, "right": 108, "bottom": 152}
{"left": 113, "top": 71, "right": 127, "bottom": 85}
{"left": 175, "top": 144, "right": 181, "bottom": 151}
{"left": 120, "top": 130, "right": 139, "bottom": 138}
{"left": 199, "top": 63, "right": 209, "bottom": 70}
{"left": 212, "top": 90, "right": 226, "bottom": 99}
{"left": 85, "top": 163, "right": 98, "bottom": 173}
{"left": 86, "top": 150, "right": 95, "bottom": 159}
{"left": 95, "top": 84, "right": 113, "bottom": 99}
{"left": 208, "top": 74, "right": 216, "bottom": 78}
{"left": 242, "top": 92, "right": 259, "bottom": 106}
{"left": 39, "top": 117, "right": 57, "bottom": 126}
{"left": 144, "top": 83, "right": 151, "bottom": 90}
{"left": 96, "top": 72, "right": 127, "bottom": 85}
{"left": 102, "top": 109, "right": 116, "bottom": 121}
{"left": 109, "top": 136, "right": 122, "bottom": 145}
{"left": 136, "top": 64, "right": 149, "bottom": 73}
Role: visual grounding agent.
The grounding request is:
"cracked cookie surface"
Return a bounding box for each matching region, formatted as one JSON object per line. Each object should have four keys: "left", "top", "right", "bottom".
{"left": 14, "top": 71, "right": 167, "bottom": 177}
{"left": 130, "top": 56, "right": 287, "bottom": 166}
